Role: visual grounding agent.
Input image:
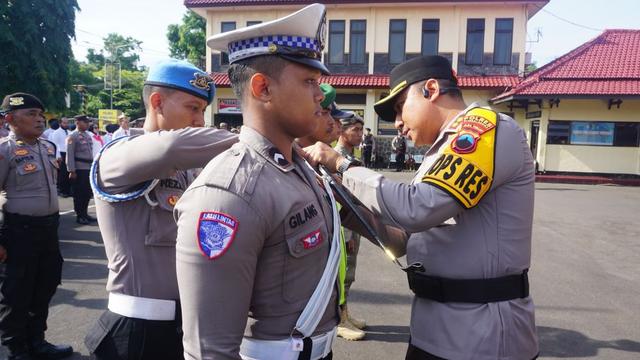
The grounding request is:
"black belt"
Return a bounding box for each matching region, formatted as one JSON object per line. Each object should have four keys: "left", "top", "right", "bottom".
{"left": 406, "top": 266, "right": 529, "bottom": 303}
{"left": 3, "top": 212, "right": 59, "bottom": 227}
{"left": 75, "top": 158, "right": 93, "bottom": 163}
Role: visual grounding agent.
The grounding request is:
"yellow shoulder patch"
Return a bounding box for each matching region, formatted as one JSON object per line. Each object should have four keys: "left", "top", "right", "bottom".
{"left": 422, "top": 107, "right": 498, "bottom": 208}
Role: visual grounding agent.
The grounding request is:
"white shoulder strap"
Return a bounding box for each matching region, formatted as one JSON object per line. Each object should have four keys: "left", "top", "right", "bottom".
{"left": 293, "top": 167, "right": 342, "bottom": 338}
{"left": 90, "top": 135, "right": 159, "bottom": 203}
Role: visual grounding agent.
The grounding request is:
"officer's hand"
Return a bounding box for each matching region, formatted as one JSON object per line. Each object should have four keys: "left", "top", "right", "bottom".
{"left": 69, "top": 172, "right": 77, "bottom": 180}
{"left": 302, "top": 142, "right": 344, "bottom": 173}
{"left": 0, "top": 245, "right": 7, "bottom": 263}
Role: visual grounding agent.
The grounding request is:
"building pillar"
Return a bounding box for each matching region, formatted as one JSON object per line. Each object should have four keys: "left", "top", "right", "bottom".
{"left": 536, "top": 106, "right": 550, "bottom": 172}
{"left": 365, "top": 90, "right": 377, "bottom": 133}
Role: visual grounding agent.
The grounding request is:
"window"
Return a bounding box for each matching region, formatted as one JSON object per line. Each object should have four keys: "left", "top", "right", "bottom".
{"left": 350, "top": 20, "right": 366, "bottom": 65}
{"left": 247, "top": 21, "right": 261, "bottom": 26}
{"left": 494, "top": 18, "right": 513, "bottom": 65}
{"left": 547, "top": 121, "right": 640, "bottom": 146}
{"left": 614, "top": 123, "right": 640, "bottom": 146}
{"left": 421, "top": 19, "right": 439, "bottom": 56}
{"left": 220, "top": 22, "right": 236, "bottom": 65}
{"left": 466, "top": 18, "right": 485, "bottom": 65}
{"left": 389, "top": 20, "right": 406, "bottom": 64}
{"left": 547, "top": 121, "right": 571, "bottom": 144}
{"left": 329, "top": 20, "right": 345, "bottom": 64}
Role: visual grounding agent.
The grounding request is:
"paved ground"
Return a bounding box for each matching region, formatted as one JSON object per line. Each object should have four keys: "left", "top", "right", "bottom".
{"left": 1, "top": 171, "right": 640, "bottom": 359}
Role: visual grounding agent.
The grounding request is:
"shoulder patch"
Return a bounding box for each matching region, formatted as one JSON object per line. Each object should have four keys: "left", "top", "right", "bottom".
{"left": 197, "top": 211, "right": 238, "bottom": 260}
{"left": 422, "top": 107, "right": 498, "bottom": 209}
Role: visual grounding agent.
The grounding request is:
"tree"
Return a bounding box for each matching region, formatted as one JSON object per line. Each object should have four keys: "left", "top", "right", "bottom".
{"left": 167, "top": 11, "right": 206, "bottom": 69}
{"left": 0, "top": 0, "right": 79, "bottom": 111}
{"left": 86, "top": 33, "right": 142, "bottom": 71}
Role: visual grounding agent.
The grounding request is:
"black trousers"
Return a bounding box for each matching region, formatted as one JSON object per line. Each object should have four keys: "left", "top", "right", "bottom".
{"left": 85, "top": 310, "right": 184, "bottom": 360}
{"left": 0, "top": 213, "right": 62, "bottom": 350}
{"left": 363, "top": 147, "right": 373, "bottom": 168}
{"left": 58, "top": 152, "right": 71, "bottom": 195}
{"left": 396, "top": 152, "right": 406, "bottom": 171}
{"left": 405, "top": 343, "right": 539, "bottom": 360}
{"left": 72, "top": 169, "right": 92, "bottom": 218}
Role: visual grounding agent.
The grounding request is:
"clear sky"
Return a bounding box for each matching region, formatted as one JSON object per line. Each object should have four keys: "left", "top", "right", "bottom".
{"left": 71, "top": 0, "right": 640, "bottom": 68}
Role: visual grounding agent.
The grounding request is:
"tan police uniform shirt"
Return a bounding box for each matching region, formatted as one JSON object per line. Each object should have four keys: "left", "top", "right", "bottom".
{"left": 93, "top": 127, "right": 237, "bottom": 301}
{"left": 175, "top": 126, "right": 340, "bottom": 360}
{"left": 341, "top": 104, "right": 538, "bottom": 360}
{"left": 66, "top": 130, "right": 93, "bottom": 172}
{"left": 0, "top": 135, "right": 58, "bottom": 216}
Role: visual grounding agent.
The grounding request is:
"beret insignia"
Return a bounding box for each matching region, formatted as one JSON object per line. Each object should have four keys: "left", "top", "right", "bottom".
{"left": 190, "top": 73, "right": 213, "bottom": 91}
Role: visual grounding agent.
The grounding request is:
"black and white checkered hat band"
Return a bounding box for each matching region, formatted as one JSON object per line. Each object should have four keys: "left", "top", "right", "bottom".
{"left": 228, "top": 35, "right": 320, "bottom": 63}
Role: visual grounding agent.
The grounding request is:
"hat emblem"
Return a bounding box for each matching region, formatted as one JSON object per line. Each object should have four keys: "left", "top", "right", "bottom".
{"left": 268, "top": 43, "right": 278, "bottom": 53}
{"left": 190, "top": 73, "right": 213, "bottom": 91}
{"left": 9, "top": 97, "right": 24, "bottom": 106}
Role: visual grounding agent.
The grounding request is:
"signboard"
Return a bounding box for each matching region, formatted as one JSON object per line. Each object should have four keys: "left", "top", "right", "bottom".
{"left": 218, "top": 98, "right": 241, "bottom": 114}
{"left": 525, "top": 111, "right": 541, "bottom": 119}
{"left": 98, "top": 109, "right": 119, "bottom": 130}
{"left": 570, "top": 121, "right": 614, "bottom": 146}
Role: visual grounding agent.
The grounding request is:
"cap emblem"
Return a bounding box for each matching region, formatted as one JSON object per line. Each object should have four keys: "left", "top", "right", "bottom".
{"left": 9, "top": 97, "right": 24, "bottom": 106}
{"left": 190, "top": 73, "right": 213, "bottom": 91}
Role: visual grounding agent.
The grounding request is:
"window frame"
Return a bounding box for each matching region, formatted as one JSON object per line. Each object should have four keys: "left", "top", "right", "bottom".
{"left": 349, "top": 19, "right": 367, "bottom": 65}
{"left": 389, "top": 19, "right": 407, "bottom": 65}
{"left": 465, "top": 18, "right": 485, "bottom": 65}
{"left": 246, "top": 21, "right": 261, "bottom": 26}
{"left": 493, "top": 18, "right": 514, "bottom": 65}
{"left": 421, "top": 19, "right": 440, "bottom": 57}
{"left": 329, "top": 20, "right": 346, "bottom": 65}
{"left": 547, "top": 120, "right": 640, "bottom": 147}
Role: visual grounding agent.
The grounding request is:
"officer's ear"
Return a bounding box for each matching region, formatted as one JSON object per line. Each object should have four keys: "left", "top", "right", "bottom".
{"left": 249, "top": 73, "right": 272, "bottom": 103}
{"left": 149, "top": 92, "right": 164, "bottom": 113}
{"left": 4, "top": 112, "right": 14, "bottom": 125}
{"left": 422, "top": 79, "right": 441, "bottom": 102}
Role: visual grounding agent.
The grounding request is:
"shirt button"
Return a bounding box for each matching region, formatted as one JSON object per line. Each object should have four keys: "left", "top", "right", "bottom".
{"left": 294, "top": 242, "right": 303, "bottom": 254}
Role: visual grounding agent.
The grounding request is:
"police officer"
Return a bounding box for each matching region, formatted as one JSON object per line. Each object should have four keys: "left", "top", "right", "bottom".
{"left": 333, "top": 113, "right": 367, "bottom": 341}
{"left": 361, "top": 127, "right": 375, "bottom": 168}
{"left": 296, "top": 83, "right": 336, "bottom": 147}
{"left": 83, "top": 59, "right": 238, "bottom": 359}
{"left": 66, "top": 115, "right": 94, "bottom": 225}
{"left": 175, "top": 4, "right": 341, "bottom": 359}
{"left": 304, "top": 55, "right": 538, "bottom": 360}
{"left": 0, "top": 93, "right": 73, "bottom": 360}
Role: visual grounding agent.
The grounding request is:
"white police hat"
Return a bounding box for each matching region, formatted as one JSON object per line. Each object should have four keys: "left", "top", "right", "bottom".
{"left": 207, "top": 3, "right": 329, "bottom": 74}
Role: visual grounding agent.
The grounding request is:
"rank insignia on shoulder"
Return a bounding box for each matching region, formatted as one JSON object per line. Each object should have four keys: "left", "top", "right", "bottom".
{"left": 23, "top": 163, "right": 37, "bottom": 172}
{"left": 47, "top": 148, "right": 54, "bottom": 155}
{"left": 301, "top": 229, "right": 322, "bottom": 249}
{"left": 197, "top": 211, "right": 238, "bottom": 259}
{"left": 14, "top": 149, "right": 29, "bottom": 156}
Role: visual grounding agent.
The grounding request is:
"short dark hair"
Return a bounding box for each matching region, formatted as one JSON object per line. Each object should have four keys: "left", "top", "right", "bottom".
{"left": 227, "top": 55, "right": 290, "bottom": 106}
{"left": 48, "top": 118, "right": 58, "bottom": 124}
{"left": 142, "top": 85, "right": 176, "bottom": 110}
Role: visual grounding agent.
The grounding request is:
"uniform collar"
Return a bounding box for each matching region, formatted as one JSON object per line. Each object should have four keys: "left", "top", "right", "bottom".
{"left": 239, "top": 126, "right": 295, "bottom": 173}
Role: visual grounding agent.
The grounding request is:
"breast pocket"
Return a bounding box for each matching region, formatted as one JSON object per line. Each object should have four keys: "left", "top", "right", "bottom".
{"left": 282, "top": 210, "right": 329, "bottom": 304}
{"left": 15, "top": 162, "right": 43, "bottom": 191}
{"left": 144, "top": 189, "right": 183, "bottom": 247}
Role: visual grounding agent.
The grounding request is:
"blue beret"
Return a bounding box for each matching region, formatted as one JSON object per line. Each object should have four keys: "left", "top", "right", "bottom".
{"left": 145, "top": 59, "right": 215, "bottom": 104}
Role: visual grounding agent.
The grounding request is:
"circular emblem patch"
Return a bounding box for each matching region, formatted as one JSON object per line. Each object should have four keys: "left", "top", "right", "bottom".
{"left": 23, "top": 163, "right": 37, "bottom": 172}
{"left": 167, "top": 195, "right": 179, "bottom": 207}
{"left": 452, "top": 133, "right": 478, "bottom": 154}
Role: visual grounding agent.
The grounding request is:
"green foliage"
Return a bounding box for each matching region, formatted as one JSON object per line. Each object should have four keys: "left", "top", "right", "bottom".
{"left": 86, "top": 33, "right": 142, "bottom": 71}
{"left": 167, "top": 11, "right": 206, "bottom": 69}
{"left": 68, "top": 33, "right": 147, "bottom": 119}
{"left": 0, "top": 0, "right": 79, "bottom": 112}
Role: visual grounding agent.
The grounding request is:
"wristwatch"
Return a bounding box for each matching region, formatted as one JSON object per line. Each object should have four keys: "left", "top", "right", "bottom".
{"left": 337, "top": 155, "right": 361, "bottom": 175}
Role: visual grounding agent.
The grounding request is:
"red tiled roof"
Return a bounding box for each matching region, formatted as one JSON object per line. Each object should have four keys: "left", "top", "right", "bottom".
{"left": 186, "top": 0, "right": 545, "bottom": 7}
{"left": 211, "top": 72, "right": 519, "bottom": 89}
{"left": 493, "top": 29, "right": 640, "bottom": 101}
